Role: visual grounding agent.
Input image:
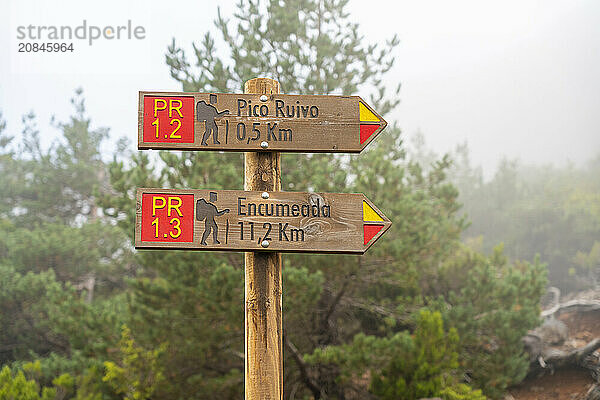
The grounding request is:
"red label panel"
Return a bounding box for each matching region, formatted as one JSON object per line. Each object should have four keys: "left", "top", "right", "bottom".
{"left": 143, "top": 96, "right": 195, "bottom": 143}
{"left": 140, "top": 193, "right": 194, "bottom": 242}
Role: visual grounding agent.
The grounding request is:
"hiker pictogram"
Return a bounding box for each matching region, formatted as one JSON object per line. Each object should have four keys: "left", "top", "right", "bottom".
{"left": 196, "top": 94, "right": 230, "bottom": 145}
{"left": 196, "top": 192, "right": 230, "bottom": 245}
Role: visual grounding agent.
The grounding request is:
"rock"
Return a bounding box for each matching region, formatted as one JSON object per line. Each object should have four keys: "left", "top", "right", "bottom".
{"left": 534, "top": 318, "right": 569, "bottom": 346}
{"left": 523, "top": 333, "right": 543, "bottom": 361}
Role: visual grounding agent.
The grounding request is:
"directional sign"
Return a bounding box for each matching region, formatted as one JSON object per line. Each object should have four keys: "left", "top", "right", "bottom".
{"left": 138, "top": 92, "right": 387, "bottom": 153}
{"left": 135, "top": 188, "right": 391, "bottom": 254}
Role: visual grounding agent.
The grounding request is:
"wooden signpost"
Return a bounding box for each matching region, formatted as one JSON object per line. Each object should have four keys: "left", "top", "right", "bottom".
{"left": 135, "top": 188, "right": 391, "bottom": 254}
{"left": 138, "top": 91, "right": 386, "bottom": 152}
{"left": 135, "top": 78, "right": 391, "bottom": 400}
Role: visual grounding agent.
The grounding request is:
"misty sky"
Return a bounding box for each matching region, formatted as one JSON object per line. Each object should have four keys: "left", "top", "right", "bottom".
{"left": 1, "top": 0, "right": 598, "bottom": 177}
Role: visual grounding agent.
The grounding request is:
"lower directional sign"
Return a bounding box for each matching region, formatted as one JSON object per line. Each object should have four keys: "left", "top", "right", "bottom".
{"left": 135, "top": 188, "right": 391, "bottom": 254}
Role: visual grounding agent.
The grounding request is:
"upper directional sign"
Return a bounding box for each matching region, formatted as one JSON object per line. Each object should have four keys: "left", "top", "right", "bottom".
{"left": 138, "top": 92, "right": 387, "bottom": 153}
{"left": 135, "top": 188, "right": 391, "bottom": 254}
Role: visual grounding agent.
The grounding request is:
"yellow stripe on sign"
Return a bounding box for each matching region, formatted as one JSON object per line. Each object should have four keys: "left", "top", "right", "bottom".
{"left": 363, "top": 201, "right": 384, "bottom": 222}
{"left": 359, "top": 102, "right": 380, "bottom": 122}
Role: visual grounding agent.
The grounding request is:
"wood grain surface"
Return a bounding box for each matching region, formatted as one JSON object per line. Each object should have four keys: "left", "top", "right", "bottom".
{"left": 138, "top": 91, "right": 386, "bottom": 153}
{"left": 244, "top": 77, "right": 283, "bottom": 400}
{"left": 134, "top": 188, "right": 391, "bottom": 254}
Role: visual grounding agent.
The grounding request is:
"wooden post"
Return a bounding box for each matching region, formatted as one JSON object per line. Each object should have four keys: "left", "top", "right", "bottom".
{"left": 244, "top": 78, "right": 283, "bottom": 400}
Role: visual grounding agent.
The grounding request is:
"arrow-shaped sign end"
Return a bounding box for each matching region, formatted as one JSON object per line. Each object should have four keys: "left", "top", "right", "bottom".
{"left": 358, "top": 98, "right": 388, "bottom": 151}
{"left": 361, "top": 195, "right": 392, "bottom": 253}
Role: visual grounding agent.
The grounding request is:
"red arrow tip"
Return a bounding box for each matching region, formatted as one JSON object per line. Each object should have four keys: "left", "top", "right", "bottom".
{"left": 364, "top": 224, "right": 384, "bottom": 245}
{"left": 360, "top": 124, "right": 380, "bottom": 144}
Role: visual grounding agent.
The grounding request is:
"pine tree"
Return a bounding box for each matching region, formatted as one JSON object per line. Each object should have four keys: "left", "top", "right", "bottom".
{"left": 0, "top": 94, "right": 130, "bottom": 397}
{"left": 445, "top": 245, "right": 547, "bottom": 397}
